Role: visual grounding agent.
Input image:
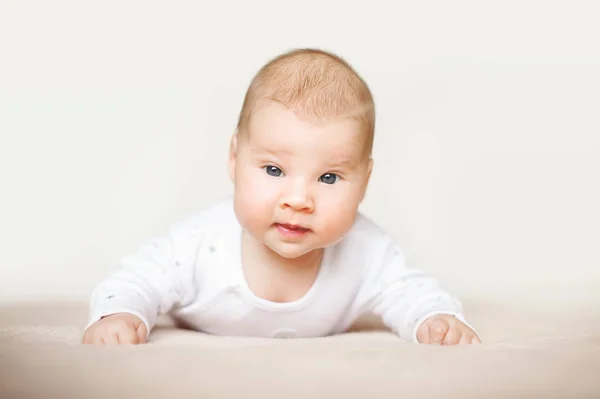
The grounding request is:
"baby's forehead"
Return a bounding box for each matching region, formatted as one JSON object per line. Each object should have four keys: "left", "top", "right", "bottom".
{"left": 244, "top": 138, "right": 369, "bottom": 172}
{"left": 246, "top": 127, "right": 366, "bottom": 153}
{"left": 248, "top": 105, "right": 365, "bottom": 137}
{"left": 241, "top": 104, "right": 371, "bottom": 158}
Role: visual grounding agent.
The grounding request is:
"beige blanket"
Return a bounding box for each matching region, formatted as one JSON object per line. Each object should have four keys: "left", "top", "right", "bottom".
{"left": 1, "top": 298, "right": 599, "bottom": 398}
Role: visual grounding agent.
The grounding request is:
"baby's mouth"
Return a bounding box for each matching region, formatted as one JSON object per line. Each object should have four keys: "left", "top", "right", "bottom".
{"left": 274, "top": 223, "right": 311, "bottom": 237}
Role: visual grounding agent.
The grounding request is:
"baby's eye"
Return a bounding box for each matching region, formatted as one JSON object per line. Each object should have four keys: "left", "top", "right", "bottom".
{"left": 264, "top": 166, "right": 283, "bottom": 177}
{"left": 319, "top": 173, "right": 339, "bottom": 184}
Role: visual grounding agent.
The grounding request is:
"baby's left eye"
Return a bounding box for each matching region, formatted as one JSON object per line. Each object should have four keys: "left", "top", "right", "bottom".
{"left": 319, "top": 173, "right": 339, "bottom": 184}
{"left": 264, "top": 166, "right": 283, "bottom": 177}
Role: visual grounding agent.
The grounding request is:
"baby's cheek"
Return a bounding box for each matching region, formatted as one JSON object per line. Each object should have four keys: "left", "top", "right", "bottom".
{"left": 248, "top": 180, "right": 280, "bottom": 209}
{"left": 318, "top": 200, "right": 358, "bottom": 244}
{"left": 235, "top": 182, "right": 275, "bottom": 226}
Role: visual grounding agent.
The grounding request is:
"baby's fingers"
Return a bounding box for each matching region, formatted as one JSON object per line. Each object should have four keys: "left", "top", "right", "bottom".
{"left": 117, "top": 326, "right": 140, "bottom": 344}
{"left": 442, "top": 326, "right": 460, "bottom": 345}
{"left": 103, "top": 332, "right": 120, "bottom": 345}
{"left": 81, "top": 333, "right": 92, "bottom": 344}
{"left": 458, "top": 332, "right": 472, "bottom": 345}
{"left": 457, "top": 330, "right": 481, "bottom": 345}
{"left": 82, "top": 329, "right": 104, "bottom": 345}
{"left": 416, "top": 323, "right": 430, "bottom": 344}
{"left": 428, "top": 319, "right": 449, "bottom": 345}
{"left": 136, "top": 321, "right": 148, "bottom": 344}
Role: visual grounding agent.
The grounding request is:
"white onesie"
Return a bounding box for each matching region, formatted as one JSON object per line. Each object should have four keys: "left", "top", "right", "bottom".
{"left": 86, "top": 199, "right": 470, "bottom": 342}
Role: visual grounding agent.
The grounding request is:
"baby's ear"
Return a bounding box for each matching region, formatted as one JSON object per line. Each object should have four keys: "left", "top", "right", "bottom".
{"left": 366, "top": 157, "right": 373, "bottom": 182}
{"left": 228, "top": 133, "right": 238, "bottom": 182}
{"left": 360, "top": 158, "right": 374, "bottom": 202}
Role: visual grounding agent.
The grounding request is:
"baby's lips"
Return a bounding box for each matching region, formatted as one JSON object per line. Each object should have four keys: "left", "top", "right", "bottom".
{"left": 278, "top": 223, "right": 310, "bottom": 232}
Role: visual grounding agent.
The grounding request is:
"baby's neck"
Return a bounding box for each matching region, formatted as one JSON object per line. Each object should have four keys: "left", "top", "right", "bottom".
{"left": 241, "top": 230, "right": 323, "bottom": 303}
{"left": 242, "top": 230, "right": 323, "bottom": 272}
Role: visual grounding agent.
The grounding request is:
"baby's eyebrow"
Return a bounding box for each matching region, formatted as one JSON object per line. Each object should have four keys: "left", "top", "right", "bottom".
{"left": 253, "top": 146, "right": 360, "bottom": 170}
{"left": 253, "top": 146, "right": 292, "bottom": 157}
{"left": 326, "top": 157, "right": 360, "bottom": 170}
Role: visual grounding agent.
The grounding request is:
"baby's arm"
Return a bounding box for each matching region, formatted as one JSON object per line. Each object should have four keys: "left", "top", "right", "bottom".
{"left": 356, "top": 238, "right": 479, "bottom": 345}
{"left": 82, "top": 221, "right": 199, "bottom": 345}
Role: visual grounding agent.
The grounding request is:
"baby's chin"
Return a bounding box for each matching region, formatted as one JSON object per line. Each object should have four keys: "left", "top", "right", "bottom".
{"left": 264, "top": 241, "right": 323, "bottom": 261}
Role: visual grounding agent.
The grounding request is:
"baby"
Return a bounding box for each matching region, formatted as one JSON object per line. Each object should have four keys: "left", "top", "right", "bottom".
{"left": 82, "top": 48, "right": 480, "bottom": 346}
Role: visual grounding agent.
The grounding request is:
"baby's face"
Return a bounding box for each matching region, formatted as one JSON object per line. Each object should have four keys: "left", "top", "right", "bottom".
{"left": 229, "top": 103, "right": 372, "bottom": 259}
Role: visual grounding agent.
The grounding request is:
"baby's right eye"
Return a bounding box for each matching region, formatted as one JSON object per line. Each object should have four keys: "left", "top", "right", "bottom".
{"left": 264, "top": 166, "right": 283, "bottom": 177}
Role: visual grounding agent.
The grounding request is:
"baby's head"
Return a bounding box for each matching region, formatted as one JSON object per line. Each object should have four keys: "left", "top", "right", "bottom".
{"left": 229, "top": 48, "right": 375, "bottom": 259}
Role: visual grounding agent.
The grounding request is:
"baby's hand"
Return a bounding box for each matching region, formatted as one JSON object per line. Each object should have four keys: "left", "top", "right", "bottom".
{"left": 416, "top": 314, "right": 481, "bottom": 345}
{"left": 82, "top": 313, "right": 148, "bottom": 345}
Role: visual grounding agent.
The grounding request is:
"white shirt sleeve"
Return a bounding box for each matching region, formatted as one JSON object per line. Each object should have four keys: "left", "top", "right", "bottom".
{"left": 85, "top": 219, "right": 201, "bottom": 338}
{"left": 355, "top": 237, "right": 475, "bottom": 342}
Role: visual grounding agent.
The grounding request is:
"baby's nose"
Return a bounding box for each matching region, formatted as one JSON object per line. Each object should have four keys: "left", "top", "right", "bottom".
{"left": 280, "top": 180, "right": 314, "bottom": 212}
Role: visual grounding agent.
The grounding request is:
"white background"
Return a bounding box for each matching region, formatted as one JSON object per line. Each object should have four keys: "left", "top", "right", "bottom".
{"left": 1, "top": 1, "right": 599, "bottom": 303}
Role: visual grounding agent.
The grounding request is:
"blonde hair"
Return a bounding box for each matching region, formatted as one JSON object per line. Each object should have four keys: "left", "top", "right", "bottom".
{"left": 236, "top": 48, "right": 375, "bottom": 157}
